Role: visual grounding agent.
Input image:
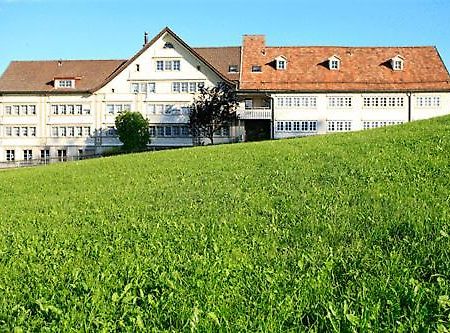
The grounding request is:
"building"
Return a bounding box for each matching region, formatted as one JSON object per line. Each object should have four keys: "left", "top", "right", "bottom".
{"left": 1, "top": 27, "right": 449, "bottom": 163}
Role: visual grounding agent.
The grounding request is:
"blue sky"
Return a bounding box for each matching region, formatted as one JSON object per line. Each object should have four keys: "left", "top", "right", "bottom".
{"left": 0, "top": 0, "right": 449, "bottom": 74}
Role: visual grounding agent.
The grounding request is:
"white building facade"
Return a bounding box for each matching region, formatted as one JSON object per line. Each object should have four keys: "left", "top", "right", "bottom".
{"left": 1, "top": 28, "right": 450, "bottom": 164}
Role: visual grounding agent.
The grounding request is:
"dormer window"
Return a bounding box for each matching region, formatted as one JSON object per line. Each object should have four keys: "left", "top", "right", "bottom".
{"left": 328, "top": 55, "right": 341, "bottom": 70}
{"left": 391, "top": 55, "right": 404, "bottom": 71}
{"left": 55, "top": 79, "right": 75, "bottom": 89}
{"left": 251, "top": 65, "right": 262, "bottom": 73}
{"left": 275, "top": 56, "right": 287, "bottom": 70}
{"left": 228, "top": 65, "right": 239, "bottom": 73}
{"left": 164, "top": 42, "right": 174, "bottom": 49}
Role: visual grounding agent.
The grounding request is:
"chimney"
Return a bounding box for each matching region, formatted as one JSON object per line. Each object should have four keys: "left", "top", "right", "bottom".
{"left": 243, "top": 34, "right": 266, "bottom": 56}
{"left": 143, "top": 32, "right": 149, "bottom": 46}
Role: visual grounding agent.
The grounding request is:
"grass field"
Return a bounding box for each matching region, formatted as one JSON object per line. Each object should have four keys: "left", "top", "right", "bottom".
{"left": 1, "top": 116, "right": 450, "bottom": 331}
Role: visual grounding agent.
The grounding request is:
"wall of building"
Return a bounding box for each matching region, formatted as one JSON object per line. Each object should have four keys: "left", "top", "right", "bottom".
{"left": 0, "top": 32, "right": 239, "bottom": 163}
{"left": 270, "top": 92, "right": 450, "bottom": 139}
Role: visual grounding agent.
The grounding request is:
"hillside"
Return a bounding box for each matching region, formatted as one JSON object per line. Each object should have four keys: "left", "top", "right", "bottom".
{"left": 1, "top": 116, "right": 450, "bottom": 331}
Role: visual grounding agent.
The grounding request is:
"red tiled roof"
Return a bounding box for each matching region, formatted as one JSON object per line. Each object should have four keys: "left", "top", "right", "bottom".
{"left": 240, "top": 36, "right": 450, "bottom": 92}
{"left": 0, "top": 60, "right": 126, "bottom": 93}
{"left": 193, "top": 47, "right": 241, "bottom": 81}
{"left": 1, "top": 30, "right": 449, "bottom": 94}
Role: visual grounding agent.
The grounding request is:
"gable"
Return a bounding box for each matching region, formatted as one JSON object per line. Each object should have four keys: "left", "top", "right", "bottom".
{"left": 96, "top": 28, "right": 234, "bottom": 93}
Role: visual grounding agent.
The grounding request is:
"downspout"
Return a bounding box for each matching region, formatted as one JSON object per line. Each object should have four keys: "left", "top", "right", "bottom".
{"left": 407, "top": 92, "right": 412, "bottom": 122}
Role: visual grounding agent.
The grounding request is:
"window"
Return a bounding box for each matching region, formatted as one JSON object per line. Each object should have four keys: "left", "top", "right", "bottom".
{"left": 23, "top": 149, "right": 32, "bottom": 161}
{"left": 164, "top": 42, "right": 174, "bottom": 49}
{"left": 68, "top": 127, "right": 75, "bottom": 137}
{"left": 4, "top": 105, "right": 36, "bottom": 116}
{"left": 156, "top": 60, "right": 181, "bottom": 71}
{"left": 148, "top": 82, "right": 156, "bottom": 93}
{"left": 5, "top": 127, "right": 12, "bottom": 136}
{"left": 277, "top": 60, "right": 286, "bottom": 70}
{"left": 328, "top": 96, "right": 352, "bottom": 108}
{"left": 29, "top": 105, "right": 36, "bottom": 115}
{"left": 278, "top": 96, "right": 317, "bottom": 108}
{"left": 107, "top": 104, "right": 115, "bottom": 114}
{"left": 330, "top": 60, "right": 340, "bottom": 70}
{"left": 277, "top": 121, "right": 317, "bottom": 132}
{"left": 59, "top": 127, "right": 67, "bottom": 137}
{"left": 13, "top": 127, "right": 20, "bottom": 136}
{"left": 181, "top": 82, "right": 188, "bottom": 93}
{"left": 139, "top": 83, "right": 147, "bottom": 93}
{"left": 393, "top": 60, "right": 403, "bottom": 70}
{"left": 417, "top": 96, "right": 441, "bottom": 108}
{"left": 172, "top": 126, "right": 180, "bottom": 136}
{"left": 251, "top": 65, "right": 262, "bottom": 73}
{"left": 106, "top": 104, "right": 132, "bottom": 114}
{"left": 228, "top": 65, "right": 238, "bottom": 73}
{"left": 40, "top": 149, "right": 50, "bottom": 161}
{"left": 57, "top": 149, "right": 67, "bottom": 162}
{"left": 52, "top": 127, "right": 58, "bottom": 137}
{"left": 21, "top": 127, "right": 28, "bottom": 136}
{"left": 285, "top": 97, "right": 292, "bottom": 107}
{"left": 363, "top": 121, "right": 403, "bottom": 130}
{"left": 149, "top": 126, "right": 156, "bottom": 137}
{"left": 172, "top": 82, "right": 181, "bottom": 93}
{"left": 189, "top": 82, "right": 197, "bottom": 93}
{"left": 327, "top": 121, "right": 352, "bottom": 132}
{"left": 6, "top": 149, "right": 15, "bottom": 161}
{"left": 136, "top": 64, "right": 140, "bottom": 72}
{"left": 56, "top": 80, "right": 74, "bottom": 88}
{"left": 30, "top": 127, "right": 36, "bottom": 136}
{"left": 131, "top": 83, "right": 139, "bottom": 93}
{"left": 164, "top": 60, "right": 173, "bottom": 71}
{"left": 84, "top": 127, "right": 91, "bottom": 136}
{"left": 244, "top": 99, "right": 253, "bottom": 110}
{"left": 364, "top": 96, "right": 404, "bottom": 108}
{"left": 181, "top": 126, "right": 190, "bottom": 136}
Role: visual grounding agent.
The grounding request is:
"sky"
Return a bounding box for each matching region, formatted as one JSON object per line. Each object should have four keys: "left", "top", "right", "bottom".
{"left": 0, "top": 0, "right": 449, "bottom": 74}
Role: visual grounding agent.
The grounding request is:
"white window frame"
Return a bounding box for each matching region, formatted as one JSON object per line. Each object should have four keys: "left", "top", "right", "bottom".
{"left": 56, "top": 79, "right": 75, "bottom": 88}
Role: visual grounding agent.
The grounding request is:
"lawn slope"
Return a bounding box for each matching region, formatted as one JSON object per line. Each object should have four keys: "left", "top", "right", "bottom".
{"left": 1, "top": 116, "right": 450, "bottom": 331}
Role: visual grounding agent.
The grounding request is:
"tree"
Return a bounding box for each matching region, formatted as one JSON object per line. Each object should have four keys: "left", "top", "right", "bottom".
{"left": 189, "top": 82, "right": 238, "bottom": 145}
{"left": 115, "top": 111, "right": 150, "bottom": 152}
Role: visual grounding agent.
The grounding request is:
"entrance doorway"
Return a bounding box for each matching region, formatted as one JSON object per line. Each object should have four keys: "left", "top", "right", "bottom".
{"left": 244, "top": 120, "right": 271, "bottom": 141}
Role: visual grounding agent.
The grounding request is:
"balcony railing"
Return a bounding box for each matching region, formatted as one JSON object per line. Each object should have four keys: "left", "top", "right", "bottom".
{"left": 237, "top": 107, "right": 272, "bottom": 120}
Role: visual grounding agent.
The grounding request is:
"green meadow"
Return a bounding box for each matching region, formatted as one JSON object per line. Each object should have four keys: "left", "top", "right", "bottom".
{"left": 1, "top": 116, "right": 450, "bottom": 331}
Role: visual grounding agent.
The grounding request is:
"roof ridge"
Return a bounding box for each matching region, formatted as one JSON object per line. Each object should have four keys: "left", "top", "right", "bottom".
{"left": 193, "top": 46, "right": 241, "bottom": 49}
{"left": 265, "top": 45, "right": 436, "bottom": 49}
{"left": 10, "top": 59, "right": 127, "bottom": 63}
